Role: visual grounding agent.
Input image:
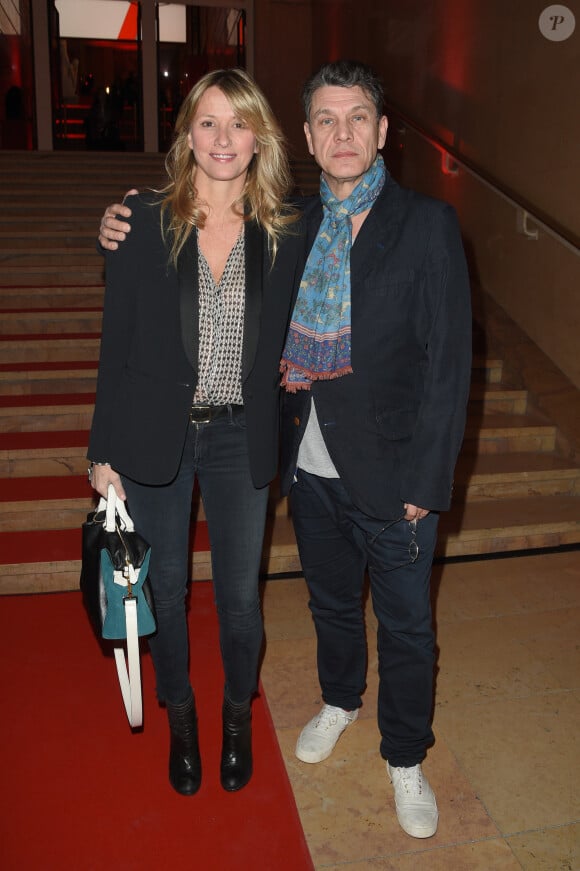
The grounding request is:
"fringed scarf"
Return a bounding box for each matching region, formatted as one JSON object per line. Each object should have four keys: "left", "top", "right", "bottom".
{"left": 280, "top": 154, "right": 386, "bottom": 391}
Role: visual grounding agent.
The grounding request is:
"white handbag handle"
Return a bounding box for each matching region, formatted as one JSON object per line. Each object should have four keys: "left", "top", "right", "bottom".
{"left": 105, "top": 483, "right": 134, "bottom": 533}
{"left": 114, "top": 598, "right": 143, "bottom": 728}
{"left": 100, "top": 484, "right": 144, "bottom": 729}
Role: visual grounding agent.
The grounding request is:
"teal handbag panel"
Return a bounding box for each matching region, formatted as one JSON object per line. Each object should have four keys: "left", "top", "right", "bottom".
{"left": 100, "top": 549, "right": 156, "bottom": 640}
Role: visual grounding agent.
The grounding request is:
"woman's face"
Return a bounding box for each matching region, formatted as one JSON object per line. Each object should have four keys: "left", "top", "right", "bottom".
{"left": 187, "top": 85, "right": 258, "bottom": 186}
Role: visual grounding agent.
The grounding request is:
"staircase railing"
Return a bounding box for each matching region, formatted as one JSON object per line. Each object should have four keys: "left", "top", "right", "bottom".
{"left": 386, "top": 101, "right": 580, "bottom": 258}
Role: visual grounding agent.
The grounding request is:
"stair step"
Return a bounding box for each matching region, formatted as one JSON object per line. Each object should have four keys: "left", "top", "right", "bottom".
{"left": 0, "top": 395, "right": 94, "bottom": 433}
{"left": 0, "top": 366, "right": 97, "bottom": 396}
{"left": 0, "top": 249, "right": 103, "bottom": 267}
{"left": 0, "top": 430, "right": 88, "bottom": 477}
{"left": 464, "top": 411, "right": 556, "bottom": 453}
{"left": 0, "top": 336, "right": 100, "bottom": 364}
{"left": 2, "top": 496, "right": 579, "bottom": 594}
{"left": 0, "top": 286, "right": 104, "bottom": 309}
{"left": 438, "top": 495, "right": 580, "bottom": 557}
{"left": 472, "top": 355, "right": 503, "bottom": 383}
{"left": 456, "top": 452, "right": 580, "bottom": 499}
{"left": 0, "top": 267, "right": 104, "bottom": 287}
{"left": 0, "top": 231, "right": 97, "bottom": 249}
{"left": 469, "top": 384, "right": 528, "bottom": 414}
{"left": 0, "top": 310, "right": 102, "bottom": 335}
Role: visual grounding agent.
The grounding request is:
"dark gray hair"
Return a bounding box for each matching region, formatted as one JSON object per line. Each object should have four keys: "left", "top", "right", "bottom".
{"left": 302, "top": 60, "right": 385, "bottom": 121}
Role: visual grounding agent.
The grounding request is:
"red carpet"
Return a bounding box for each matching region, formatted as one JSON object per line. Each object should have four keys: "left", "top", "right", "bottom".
{"left": 0, "top": 584, "right": 313, "bottom": 870}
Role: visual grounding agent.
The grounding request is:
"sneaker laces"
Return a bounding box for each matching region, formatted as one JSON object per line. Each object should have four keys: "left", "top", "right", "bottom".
{"left": 314, "top": 705, "right": 349, "bottom": 731}
{"left": 395, "top": 765, "right": 424, "bottom": 797}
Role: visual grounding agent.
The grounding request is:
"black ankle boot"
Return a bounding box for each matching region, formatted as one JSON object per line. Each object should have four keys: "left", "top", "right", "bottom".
{"left": 166, "top": 693, "right": 202, "bottom": 796}
{"left": 220, "top": 696, "right": 252, "bottom": 792}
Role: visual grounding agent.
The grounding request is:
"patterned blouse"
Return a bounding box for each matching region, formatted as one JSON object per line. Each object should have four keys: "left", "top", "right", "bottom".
{"left": 193, "top": 228, "right": 246, "bottom": 405}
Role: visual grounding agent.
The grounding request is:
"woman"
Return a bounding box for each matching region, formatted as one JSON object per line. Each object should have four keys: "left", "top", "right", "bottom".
{"left": 88, "top": 69, "right": 301, "bottom": 796}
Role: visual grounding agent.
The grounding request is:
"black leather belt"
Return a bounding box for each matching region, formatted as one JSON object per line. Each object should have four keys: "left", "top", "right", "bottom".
{"left": 190, "top": 404, "right": 243, "bottom": 424}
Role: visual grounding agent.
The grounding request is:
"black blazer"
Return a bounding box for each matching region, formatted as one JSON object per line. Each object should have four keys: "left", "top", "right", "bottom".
{"left": 281, "top": 174, "right": 473, "bottom": 518}
{"left": 89, "top": 193, "right": 302, "bottom": 489}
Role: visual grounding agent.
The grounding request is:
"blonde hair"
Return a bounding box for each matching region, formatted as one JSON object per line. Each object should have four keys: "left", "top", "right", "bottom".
{"left": 159, "top": 68, "right": 297, "bottom": 265}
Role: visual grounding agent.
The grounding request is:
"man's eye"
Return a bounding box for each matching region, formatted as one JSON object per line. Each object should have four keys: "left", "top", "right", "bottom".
{"left": 319, "top": 118, "right": 333, "bottom": 126}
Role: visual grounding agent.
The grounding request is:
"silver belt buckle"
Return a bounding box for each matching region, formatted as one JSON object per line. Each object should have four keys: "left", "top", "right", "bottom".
{"left": 190, "top": 404, "right": 212, "bottom": 423}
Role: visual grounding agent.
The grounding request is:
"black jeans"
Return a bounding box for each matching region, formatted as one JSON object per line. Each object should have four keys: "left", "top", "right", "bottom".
{"left": 290, "top": 469, "right": 438, "bottom": 766}
{"left": 122, "top": 407, "right": 268, "bottom": 706}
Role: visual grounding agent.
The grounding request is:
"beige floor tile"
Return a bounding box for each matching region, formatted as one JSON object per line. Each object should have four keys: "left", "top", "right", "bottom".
{"left": 261, "top": 577, "right": 313, "bottom": 641}
{"left": 508, "top": 822, "right": 580, "bottom": 871}
{"left": 327, "top": 839, "right": 523, "bottom": 870}
{"left": 435, "top": 692, "right": 580, "bottom": 833}
{"left": 435, "top": 614, "right": 567, "bottom": 707}
{"left": 274, "top": 719, "right": 498, "bottom": 867}
{"left": 432, "top": 551, "right": 580, "bottom": 625}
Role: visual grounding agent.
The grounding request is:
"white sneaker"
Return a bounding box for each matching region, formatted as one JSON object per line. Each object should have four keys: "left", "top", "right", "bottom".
{"left": 387, "top": 762, "right": 438, "bottom": 838}
{"left": 295, "top": 704, "right": 358, "bottom": 763}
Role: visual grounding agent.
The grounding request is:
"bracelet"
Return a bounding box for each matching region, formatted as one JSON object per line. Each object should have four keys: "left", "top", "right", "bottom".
{"left": 87, "top": 461, "right": 111, "bottom": 483}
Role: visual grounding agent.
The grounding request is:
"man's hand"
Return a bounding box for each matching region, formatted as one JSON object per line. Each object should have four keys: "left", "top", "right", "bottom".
{"left": 403, "top": 503, "right": 430, "bottom": 521}
{"left": 90, "top": 464, "right": 126, "bottom": 501}
{"left": 98, "top": 188, "right": 138, "bottom": 250}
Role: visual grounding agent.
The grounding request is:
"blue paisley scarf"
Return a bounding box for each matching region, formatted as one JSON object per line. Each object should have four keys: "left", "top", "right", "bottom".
{"left": 280, "top": 154, "right": 386, "bottom": 391}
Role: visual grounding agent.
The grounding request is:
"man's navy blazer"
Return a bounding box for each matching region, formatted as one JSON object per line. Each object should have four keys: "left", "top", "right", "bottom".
{"left": 280, "top": 173, "right": 473, "bottom": 519}
{"left": 89, "top": 193, "right": 302, "bottom": 489}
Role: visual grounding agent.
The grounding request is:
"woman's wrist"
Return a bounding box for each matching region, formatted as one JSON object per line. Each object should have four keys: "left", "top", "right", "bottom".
{"left": 87, "top": 461, "right": 111, "bottom": 484}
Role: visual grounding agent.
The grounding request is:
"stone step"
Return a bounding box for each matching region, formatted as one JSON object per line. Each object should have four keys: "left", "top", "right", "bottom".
{"left": 0, "top": 286, "right": 104, "bottom": 309}
{"left": 0, "top": 231, "right": 97, "bottom": 249}
{"left": 0, "top": 363, "right": 517, "bottom": 403}
{"left": 437, "top": 494, "right": 580, "bottom": 557}
{"left": 0, "top": 249, "right": 103, "bottom": 267}
{"left": 0, "top": 430, "right": 89, "bottom": 477}
{"left": 0, "top": 366, "right": 97, "bottom": 396}
{"left": 456, "top": 452, "right": 580, "bottom": 499}
{"left": 472, "top": 355, "right": 503, "bottom": 384}
{"left": 0, "top": 337, "right": 100, "bottom": 364}
{"left": 0, "top": 310, "right": 102, "bottom": 336}
{"left": 3, "top": 450, "right": 579, "bottom": 534}
{"left": 2, "top": 495, "right": 579, "bottom": 594}
{"left": 463, "top": 411, "right": 556, "bottom": 453}
{"left": 0, "top": 396, "right": 552, "bottom": 447}
{"left": 468, "top": 384, "right": 528, "bottom": 414}
{"left": 0, "top": 267, "right": 104, "bottom": 287}
{"left": 0, "top": 395, "right": 95, "bottom": 433}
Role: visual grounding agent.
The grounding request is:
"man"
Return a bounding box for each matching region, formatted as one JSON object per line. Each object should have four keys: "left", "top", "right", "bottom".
{"left": 98, "top": 60, "right": 472, "bottom": 839}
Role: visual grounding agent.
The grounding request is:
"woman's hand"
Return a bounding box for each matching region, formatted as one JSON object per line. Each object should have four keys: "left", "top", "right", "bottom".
{"left": 90, "top": 464, "right": 126, "bottom": 501}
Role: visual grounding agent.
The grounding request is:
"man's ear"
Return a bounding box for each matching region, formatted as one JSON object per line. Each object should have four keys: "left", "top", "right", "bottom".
{"left": 378, "top": 115, "right": 388, "bottom": 150}
{"left": 304, "top": 121, "right": 314, "bottom": 156}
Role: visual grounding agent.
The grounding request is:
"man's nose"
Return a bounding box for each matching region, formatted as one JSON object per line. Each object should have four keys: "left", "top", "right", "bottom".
{"left": 334, "top": 119, "right": 353, "bottom": 140}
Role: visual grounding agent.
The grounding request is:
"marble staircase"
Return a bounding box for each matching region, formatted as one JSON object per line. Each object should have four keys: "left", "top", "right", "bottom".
{"left": 1, "top": 151, "right": 579, "bottom": 593}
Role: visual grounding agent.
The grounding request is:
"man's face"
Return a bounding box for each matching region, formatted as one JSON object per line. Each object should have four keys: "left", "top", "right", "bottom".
{"left": 304, "top": 85, "right": 388, "bottom": 200}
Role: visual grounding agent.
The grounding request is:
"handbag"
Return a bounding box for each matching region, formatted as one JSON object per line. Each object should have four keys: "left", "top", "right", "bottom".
{"left": 80, "top": 484, "right": 156, "bottom": 728}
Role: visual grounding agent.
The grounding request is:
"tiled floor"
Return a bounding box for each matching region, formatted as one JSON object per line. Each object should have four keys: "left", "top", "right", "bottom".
{"left": 260, "top": 550, "right": 580, "bottom": 870}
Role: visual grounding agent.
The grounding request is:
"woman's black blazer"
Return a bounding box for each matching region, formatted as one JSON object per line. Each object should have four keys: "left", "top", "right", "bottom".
{"left": 88, "top": 193, "right": 302, "bottom": 489}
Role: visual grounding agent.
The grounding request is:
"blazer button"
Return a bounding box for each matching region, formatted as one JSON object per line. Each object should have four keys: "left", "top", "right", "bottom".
{"left": 294, "top": 417, "right": 300, "bottom": 427}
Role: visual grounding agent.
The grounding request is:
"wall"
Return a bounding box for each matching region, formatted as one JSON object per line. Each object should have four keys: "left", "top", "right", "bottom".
{"left": 253, "top": 0, "right": 313, "bottom": 159}
{"left": 301, "top": 0, "right": 580, "bottom": 389}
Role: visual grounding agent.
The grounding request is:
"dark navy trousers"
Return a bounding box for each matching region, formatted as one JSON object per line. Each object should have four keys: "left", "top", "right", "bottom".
{"left": 290, "top": 469, "right": 438, "bottom": 766}
{"left": 122, "top": 407, "right": 268, "bottom": 706}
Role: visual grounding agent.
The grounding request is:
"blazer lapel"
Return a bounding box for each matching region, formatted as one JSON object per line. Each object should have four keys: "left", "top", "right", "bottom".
{"left": 350, "top": 176, "right": 402, "bottom": 282}
{"left": 178, "top": 231, "right": 199, "bottom": 373}
{"left": 241, "top": 219, "right": 264, "bottom": 382}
